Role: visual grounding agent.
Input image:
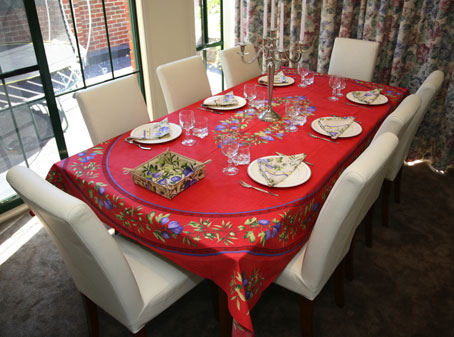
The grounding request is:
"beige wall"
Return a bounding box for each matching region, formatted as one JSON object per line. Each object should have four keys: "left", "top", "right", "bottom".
{"left": 137, "top": 0, "right": 196, "bottom": 119}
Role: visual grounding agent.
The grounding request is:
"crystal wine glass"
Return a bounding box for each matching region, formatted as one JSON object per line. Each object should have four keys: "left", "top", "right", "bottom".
{"left": 179, "top": 110, "right": 196, "bottom": 146}
{"left": 297, "top": 62, "right": 309, "bottom": 87}
{"left": 328, "top": 75, "right": 341, "bottom": 101}
{"left": 243, "top": 84, "right": 257, "bottom": 113}
{"left": 220, "top": 135, "right": 239, "bottom": 175}
{"left": 336, "top": 77, "right": 346, "bottom": 97}
{"left": 285, "top": 99, "right": 299, "bottom": 132}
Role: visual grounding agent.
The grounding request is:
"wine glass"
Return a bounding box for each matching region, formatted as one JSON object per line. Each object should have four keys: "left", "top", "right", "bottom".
{"left": 243, "top": 84, "right": 257, "bottom": 113}
{"left": 220, "top": 135, "right": 239, "bottom": 175}
{"left": 297, "top": 62, "right": 309, "bottom": 87}
{"left": 336, "top": 77, "right": 346, "bottom": 97}
{"left": 328, "top": 75, "right": 341, "bottom": 101}
{"left": 179, "top": 110, "right": 196, "bottom": 146}
{"left": 285, "top": 99, "right": 299, "bottom": 132}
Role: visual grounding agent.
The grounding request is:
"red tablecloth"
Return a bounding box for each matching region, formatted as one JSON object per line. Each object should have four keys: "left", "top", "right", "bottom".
{"left": 47, "top": 70, "right": 407, "bottom": 336}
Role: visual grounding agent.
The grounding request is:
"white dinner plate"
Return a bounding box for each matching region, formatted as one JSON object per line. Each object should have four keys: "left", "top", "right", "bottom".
{"left": 130, "top": 123, "right": 182, "bottom": 144}
{"left": 258, "top": 75, "right": 295, "bottom": 87}
{"left": 247, "top": 156, "right": 311, "bottom": 188}
{"left": 202, "top": 96, "right": 247, "bottom": 110}
{"left": 346, "top": 91, "right": 389, "bottom": 105}
{"left": 311, "top": 118, "right": 362, "bottom": 138}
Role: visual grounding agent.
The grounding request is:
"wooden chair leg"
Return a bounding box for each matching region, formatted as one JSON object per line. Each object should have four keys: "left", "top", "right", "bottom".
{"left": 364, "top": 205, "right": 374, "bottom": 248}
{"left": 81, "top": 293, "right": 99, "bottom": 337}
{"left": 134, "top": 327, "right": 147, "bottom": 337}
{"left": 333, "top": 259, "right": 345, "bottom": 308}
{"left": 381, "top": 180, "right": 392, "bottom": 227}
{"left": 345, "top": 241, "right": 354, "bottom": 281}
{"left": 301, "top": 296, "right": 314, "bottom": 337}
{"left": 217, "top": 284, "right": 232, "bottom": 337}
{"left": 394, "top": 166, "right": 403, "bottom": 203}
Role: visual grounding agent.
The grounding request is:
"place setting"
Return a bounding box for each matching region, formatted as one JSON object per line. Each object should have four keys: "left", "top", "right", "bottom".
{"left": 200, "top": 91, "right": 247, "bottom": 112}
{"left": 346, "top": 88, "right": 389, "bottom": 106}
{"left": 258, "top": 70, "right": 295, "bottom": 87}
{"left": 309, "top": 116, "right": 362, "bottom": 143}
{"left": 247, "top": 152, "right": 311, "bottom": 190}
{"left": 126, "top": 118, "right": 182, "bottom": 148}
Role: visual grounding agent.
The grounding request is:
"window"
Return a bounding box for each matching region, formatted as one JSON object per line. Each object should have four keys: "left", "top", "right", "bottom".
{"left": 194, "top": 0, "right": 223, "bottom": 94}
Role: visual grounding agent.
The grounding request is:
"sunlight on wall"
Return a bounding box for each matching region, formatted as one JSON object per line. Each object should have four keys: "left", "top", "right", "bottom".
{"left": 0, "top": 216, "right": 42, "bottom": 266}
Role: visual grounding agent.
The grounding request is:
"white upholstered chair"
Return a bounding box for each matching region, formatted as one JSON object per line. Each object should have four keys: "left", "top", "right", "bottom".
{"left": 156, "top": 55, "right": 212, "bottom": 113}
{"left": 75, "top": 75, "right": 150, "bottom": 145}
{"left": 328, "top": 37, "right": 380, "bottom": 81}
{"left": 376, "top": 70, "right": 444, "bottom": 226}
{"left": 6, "top": 166, "right": 202, "bottom": 337}
{"left": 219, "top": 43, "right": 262, "bottom": 89}
{"left": 372, "top": 94, "right": 421, "bottom": 226}
{"left": 274, "top": 132, "right": 399, "bottom": 337}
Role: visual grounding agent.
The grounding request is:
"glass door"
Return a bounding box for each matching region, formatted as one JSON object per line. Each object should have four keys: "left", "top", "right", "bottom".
{"left": 194, "top": 0, "right": 223, "bottom": 94}
{"left": 0, "top": 0, "right": 142, "bottom": 214}
{"left": 0, "top": 0, "right": 64, "bottom": 211}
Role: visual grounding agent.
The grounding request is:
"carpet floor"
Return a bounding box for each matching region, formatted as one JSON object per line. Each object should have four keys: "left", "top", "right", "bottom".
{"left": 1, "top": 162, "right": 453, "bottom": 337}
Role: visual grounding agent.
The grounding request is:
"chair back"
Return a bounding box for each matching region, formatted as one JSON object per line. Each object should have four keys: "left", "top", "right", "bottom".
{"left": 6, "top": 166, "right": 144, "bottom": 326}
{"left": 75, "top": 75, "right": 150, "bottom": 145}
{"left": 414, "top": 70, "right": 444, "bottom": 131}
{"left": 328, "top": 37, "right": 380, "bottom": 81}
{"left": 220, "top": 43, "right": 262, "bottom": 89}
{"left": 157, "top": 55, "right": 212, "bottom": 113}
{"left": 372, "top": 94, "right": 421, "bottom": 181}
{"left": 300, "top": 133, "right": 398, "bottom": 296}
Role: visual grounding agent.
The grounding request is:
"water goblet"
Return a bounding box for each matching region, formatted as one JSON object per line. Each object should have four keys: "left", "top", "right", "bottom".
{"left": 220, "top": 135, "right": 239, "bottom": 175}
{"left": 285, "top": 99, "right": 299, "bottom": 132}
{"left": 179, "top": 110, "right": 196, "bottom": 146}
{"left": 297, "top": 62, "right": 309, "bottom": 87}
{"left": 336, "top": 77, "right": 346, "bottom": 97}
{"left": 243, "top": 84, "right": 257, "bottom": 113}
{"left": 328, "top": 75, "right": 341, "bottom": 101}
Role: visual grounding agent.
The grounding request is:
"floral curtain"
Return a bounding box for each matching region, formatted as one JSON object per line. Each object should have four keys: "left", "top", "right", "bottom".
{"left": 235, "top": 0, "right": 454, "bottom": 171}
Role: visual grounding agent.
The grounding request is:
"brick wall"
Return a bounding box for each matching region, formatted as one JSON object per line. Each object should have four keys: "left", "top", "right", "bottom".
{"left": 0, "top": 0, "right": 134, "bottom": 66}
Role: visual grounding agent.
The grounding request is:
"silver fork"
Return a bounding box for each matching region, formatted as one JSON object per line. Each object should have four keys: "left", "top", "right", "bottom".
{"left": 239, "top": 180, "right": 279, "bottom": 197}
{"left": 307, "top": 132, "right": 339, "bottom": 144}
{"left": 343, "top": 102, "right": 373, "bottom": 109}
{"left": 124, "top": 138, "right": 151, "bottom": 150}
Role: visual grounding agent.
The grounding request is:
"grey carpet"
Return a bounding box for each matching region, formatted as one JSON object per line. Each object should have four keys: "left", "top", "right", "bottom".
{"left": 1, "top": 163, "right": 453, "bottom": 337}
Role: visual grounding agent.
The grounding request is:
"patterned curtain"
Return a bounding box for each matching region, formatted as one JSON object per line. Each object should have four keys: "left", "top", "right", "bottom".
{"left": 235, "top": 0, "right": 454, "bottom": 171}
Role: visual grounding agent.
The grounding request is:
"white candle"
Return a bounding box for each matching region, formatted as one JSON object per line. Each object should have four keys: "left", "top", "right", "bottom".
{"left": 271, "top": 0, "right": 275, "bottom": 29}
{"left": 240, "top": 0, "right": 244, "bottom": 43}
{"left": 300, "top": 0, "right": 306, "bottom": 42}
{"left": 279, "top": 1, "right": 284, "bottom": 51}
{"left": 263, "top": 0, "right": 268, "bottom": 38}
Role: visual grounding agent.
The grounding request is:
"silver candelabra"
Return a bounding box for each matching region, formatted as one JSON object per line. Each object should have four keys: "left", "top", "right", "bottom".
{"left": 238, "top": 28, "right": 303, "bottom": 122}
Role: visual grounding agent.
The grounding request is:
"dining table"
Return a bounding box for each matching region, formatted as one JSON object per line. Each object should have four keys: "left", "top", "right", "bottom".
{"left": 46, "top": 68, "right": 408, "bottom": 337}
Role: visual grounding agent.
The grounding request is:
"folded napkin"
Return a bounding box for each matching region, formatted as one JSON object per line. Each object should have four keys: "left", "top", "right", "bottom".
{"left": 142, "top": 118, "right": 171, "bottom": 139}
{"left": 257, "top": 153, "right": 306, "bottom": 186}
{"left": 317, "top": 116, "right": 355, "bottom": 139}
{"left": 259, "top": 71, "right": 287, "bottom": 84}
{"left": 351, "top": 88, "right": 382, "bottom": 104}
{"left": 203, "top": 92, "right": 238, "bottom": 106}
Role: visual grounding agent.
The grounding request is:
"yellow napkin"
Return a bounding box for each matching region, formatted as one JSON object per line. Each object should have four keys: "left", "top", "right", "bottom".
{"left": 260, "top": 71, "right": 287, "bottom": 84}
{"left": 257, "top": 153, "right": 306, "bottom": 186}
{"left": 203, "top": 92, "right": 238, "bottom": 106}
{"left": 351, "top": 88, "right": 382, "bottom": 104}
{"left": 317, "top": 117, "right": 355, "bottom": 139}
{"left": 142, "top": 118, "right": 171, "bottom": 139}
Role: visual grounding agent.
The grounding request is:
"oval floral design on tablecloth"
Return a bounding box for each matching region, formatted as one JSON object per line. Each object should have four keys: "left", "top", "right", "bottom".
{"left": 213, "top": 96, "right": 315, "bottom": 146}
